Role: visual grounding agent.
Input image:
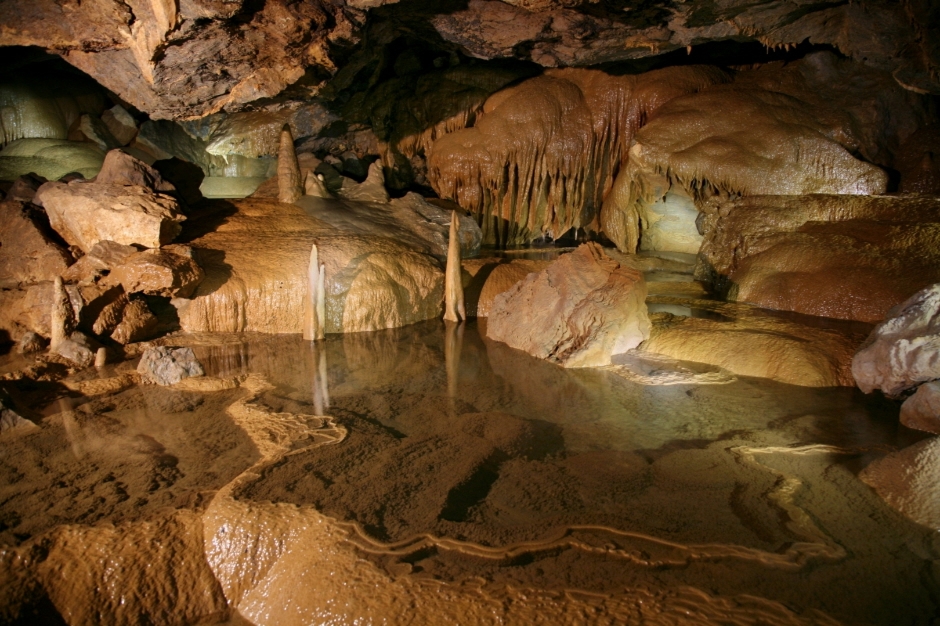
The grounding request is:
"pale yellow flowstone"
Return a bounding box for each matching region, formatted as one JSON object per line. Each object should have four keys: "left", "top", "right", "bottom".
{"left": 0, "top": 372, "right": 886, "bottom": 625}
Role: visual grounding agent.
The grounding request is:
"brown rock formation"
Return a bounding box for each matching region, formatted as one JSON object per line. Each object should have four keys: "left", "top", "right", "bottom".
{"left": 697, "top": 195, "right": 940, "bottom": 323}
{"left": 487, "top": 243, "right": 650, "bottom": 367}
{"left": 0, "top": 200, "right": 73, "bottom": 286}
{"left": 108, "top": 247, "right": 205, "bottom": 298}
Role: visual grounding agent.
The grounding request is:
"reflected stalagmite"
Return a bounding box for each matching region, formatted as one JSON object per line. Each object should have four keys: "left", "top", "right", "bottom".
{"left": 277, "top": 125, "right": 303, "bottom": 204}
{"left": 443, "top": 211, "right": 466, "bottom": 323}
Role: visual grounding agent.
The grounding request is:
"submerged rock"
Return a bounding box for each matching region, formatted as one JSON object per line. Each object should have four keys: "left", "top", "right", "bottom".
{"left": 487, "top": 243, "right": 650, "bottom": 367}
{"left": 35, "top": 181, "right": 185, "bottom": 252}
{"left": 860, "top": 438, "right": 940, "bottom": 531}
{"left": 138, "top": 346, "right": 205, "bottom": 386}
{"left": 900, "top": 382, "right": 940, "bottom": 435}
{"left": 852, "top": 284, "right": 940, "bottom": 396}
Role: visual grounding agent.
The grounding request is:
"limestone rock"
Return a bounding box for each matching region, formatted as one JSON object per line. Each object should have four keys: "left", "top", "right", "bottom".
{"left": 7, "top": 173, "right": 47, "bottom": 203}
{"left": 462, "top": 259, "right": 552, "bottom": 318}
{"left": 0, "top": 139, "right": 105, "bottom": 186}
{"left": 173, "top": 199, "right": 444, "bottom": 334}
{"left": 53, "top": 331, "right": 97, "bottom": 368}
{"left": 0, "top": 201, "right": 73, "bottom": 286}
{"left": 16, "top": 332, "right": 46, "bottom": 354}
{"left": 61, "top": 240, "right": 139, "bottom": 283}
{"left": 0, "top": 388, "right": 36, "bottom": 434}
{"left": 108, "top": 248, "right": 205, "bottom": 298}
{"left": 91, "top": 291, "right": 130, "bottom": 337}
{"left": 35, "top": 181, "right": 185, "bottom": 252}
{"left": 95, "top": 149, "right": 176, "bottom": 194}
{"left": 696, "top": 195, "right": 940, "bottom": 323}
{"left": 860, "top": 438, "right": 940, "bottom": 531}
{"left": 70, "top": 114, "right": 122, "bottom": 151}
{"left": 852, "top": 284, "right": 940, "bottom": 396}
{"left": 487, "top": 243, "right": 650, "bottom": 367}
{"left": 111, "top": 299, "right": 160, "bottom": 345}
{"left": 900, "top": 382, "right": 940, "bottom": 435}
{"left": 137, "top": 346, "right": 205, "bottom": 385}
{"left": 638, "top": 300, "right": 862, "bottom": 387}
{"left": 100, "top": 105, "right": 138, "bottom": 146}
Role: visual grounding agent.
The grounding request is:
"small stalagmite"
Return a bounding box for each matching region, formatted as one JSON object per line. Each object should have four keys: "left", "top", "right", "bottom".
{"left": 443, "top": 211, "right": 465, "bottom": 322}
{"left": 278, "top": 125, "right": 304, "bottom": 204}
{"left": 304, "top": 170, "right": 333, "bottom": 199}
{"left": 303, "top": 243, "right": 326, "bottom": 341}
{"left": 50, "top": 276, "right": 72, "bottom": 350}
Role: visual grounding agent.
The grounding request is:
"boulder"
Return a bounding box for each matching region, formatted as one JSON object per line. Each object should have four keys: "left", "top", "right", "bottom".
{"left": 100, "top": 105, "right": 137, "bottom": 146}
{"left": 108, "top": 248, "right": 205, "bottom": 298}
{"left": 0, "top": 200, "right": 73, "bottom": 286}
{"left": 34, "top": 181, "right": 184, "bottom": 252}
{"left": 900, "top": 381, "right": 940, "bottom": 435}
{"left": 95, "top": 149, "right": 176, "bottom": 194}
{"left": 852, "top": 284, "right": 940, "bottom": 396}
{"left": 61, "top": 240, "right": 139, "bottom": 283}
{"left": 487, "top": 243, "right": 650, "bottom": 367}
{"left": 70, "top": 113, "right": 121, "bottom": 151}
{"left": 0, "top": 388, "right": 37, "bottom": 434}
{"left": 696, "top": 195, "right": 940, "bottom": 323}
{"left": 16, "top": 331, "right": 46, "bottom": 354}
{"left": 111, "top": 299, "right": 160, "bottom": 345}
{"left": 860, "top": 438, "right": 940, "bottom": 531}
{"left": 137, "top": 346, "right": 205, "bottom": 386}
{"left": 638, "top": 300, "right": 863, "bottom": 387}
{"left": 7, "top": 172, "right": 47, "bottom": 203}
{"left": 462, "top": 258, "right": 552, "bottom": 318}
{"left": 52, "top": 331, "right": 97, "bottom": 368}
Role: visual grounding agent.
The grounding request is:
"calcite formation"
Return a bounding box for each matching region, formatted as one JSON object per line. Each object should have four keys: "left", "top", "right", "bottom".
{"left": 277, "top": 125, "right": 304, "bottom": 205}
{"left": 443, "top": 211, "right": 465, "bottom": 323}
{"left": 487, "top": 243, "right": 650, "bottom": 367}
{"left": 697, "top": 195, "right": 940, "bottom": 323}
{"left": 852, "top": 284, "right": 940, "bottom": 397}
{"left": 35, "top": 181, "right": 184, "bottom": 252}
{"left": 428, "top": 66, "right": 728, "bottom": 245}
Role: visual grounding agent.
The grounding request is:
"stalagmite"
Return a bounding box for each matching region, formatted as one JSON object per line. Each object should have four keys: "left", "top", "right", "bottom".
{"left": 277, "top": 125, "right": 303, "bottom": 204}
{"left": 303, "top": 243, "right": 321, "bottom": 341}
{"left": 94, "top": 347, "right": 108, "bottom": 368}
{"left": 304, "top": 170, "right": 333, "bottom": 199}
{"left": 316, "top": 263, "right": 326, "bottom": 341}
{"left": 50, "top": 276, "right": 72, "bottom": 350}
{"left": 443, "top": 211, "right": 465, "bottom": 322}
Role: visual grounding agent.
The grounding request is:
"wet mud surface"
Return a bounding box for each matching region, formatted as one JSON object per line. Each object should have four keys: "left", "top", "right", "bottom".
{"left": 1, "top": 320, "right": 939, "bottom": 624}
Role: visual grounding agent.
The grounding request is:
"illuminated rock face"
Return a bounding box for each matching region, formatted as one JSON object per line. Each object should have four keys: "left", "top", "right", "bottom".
{"left": 428, "top": 66, "right": 728, "bottom": 246}
{"left": 697, "top": 195, "right": 940, "bottom": 323}
{"left": 487, "top": 243, "right": 650, "bottom": 367}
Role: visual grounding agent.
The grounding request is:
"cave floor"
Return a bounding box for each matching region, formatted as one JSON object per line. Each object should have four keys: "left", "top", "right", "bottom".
{"left": 1, "top": 320, "right": 938, "bottom": 625}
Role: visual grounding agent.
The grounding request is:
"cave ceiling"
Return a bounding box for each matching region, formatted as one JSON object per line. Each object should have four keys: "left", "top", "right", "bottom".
{"left": 0, "top": 0, "right": 938, "bottom": 121}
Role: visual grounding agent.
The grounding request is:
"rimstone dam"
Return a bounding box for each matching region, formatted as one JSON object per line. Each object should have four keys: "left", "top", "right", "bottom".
{"left": 0, "top": 0, "right": 939, "bottom": 624}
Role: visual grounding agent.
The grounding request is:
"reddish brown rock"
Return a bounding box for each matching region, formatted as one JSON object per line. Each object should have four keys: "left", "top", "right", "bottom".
{"left": 35, "top": 181, "right": 184, "bottom": 252}
{"left": 0, "top": 200, "right": 73, "bottom": 286}
{"left": 110, "top": 299, "right": 160, "bottom": 345}
{"left": 487, "top": 243, "right": 650, "bottom": 367}
{"left": 108, "top": 247, "right": 205, "bottom": 298}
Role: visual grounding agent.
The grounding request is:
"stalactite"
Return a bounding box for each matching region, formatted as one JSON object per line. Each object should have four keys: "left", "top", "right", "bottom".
{"left": 278, "top": 124, "right": 303, "bottom": 204}
{"left": 443, "top": 211, "right": 465, "bottom": 322}
{"left": 428, "top": 66, "right": 729, "bottom": 246}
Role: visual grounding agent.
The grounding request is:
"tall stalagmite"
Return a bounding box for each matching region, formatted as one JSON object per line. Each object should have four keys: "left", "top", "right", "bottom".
{"left": 443, "top": 211, "right": 465, "bottom": 322}
{"left": 50, "top": 276, "right": 72, "bottom": 349}
{"left": 303, "top": 243, "right": 322, "bottom": 341}
{"left": 278, "top": 125, "right": 303, "bottom": 205}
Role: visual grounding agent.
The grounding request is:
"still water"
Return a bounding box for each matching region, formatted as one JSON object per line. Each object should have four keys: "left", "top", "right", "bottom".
{"left": 2, "top": 319, "right": 938, "bottom": 624}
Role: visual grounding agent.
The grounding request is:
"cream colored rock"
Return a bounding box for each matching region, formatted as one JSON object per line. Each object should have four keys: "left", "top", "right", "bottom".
{"left": 860, "top": 438, "right": 940, "bottom": 531}
{"left": 337, "top": 160, "right": 390, "bottom": 203}
{"left": 638, "top": 299, "right": 861, "bottom": 387}
{"left": 487, "top": 243, "right": 650, "bottom": 367}
{"left": 0, "top": 201, "right": 73, "bottom": 286}
{"left": 35, "top": 181, "right": 185, "bottom": 252}
{"left": 853, "top": 284, "right": 940, "bottom": 396}
{"left": 0, "top": 138, "right": 105, "bottom": 181}
{"left": 173, "top": 199, "right": 444, "bottom": 334}
{"left": 638, "top": 188, "right": 703, "bottom": 255}
{"left": 108, "top": 248, "right": 205, "bottom": 298}
{"left": 900, "top": 382, "right": 940, "bottom": 435}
